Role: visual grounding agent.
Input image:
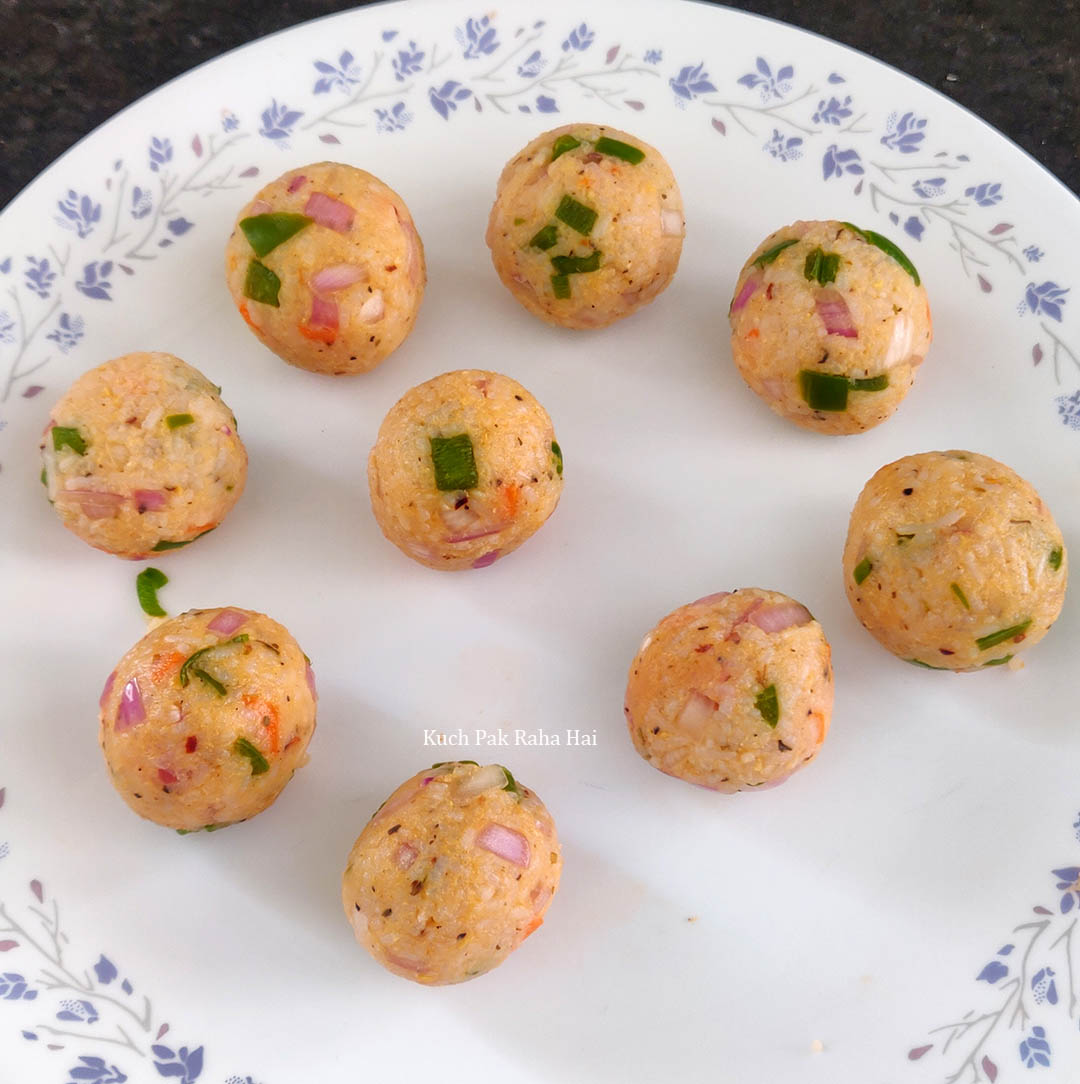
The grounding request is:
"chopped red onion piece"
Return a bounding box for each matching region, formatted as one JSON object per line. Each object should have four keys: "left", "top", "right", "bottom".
{"left": 207, "top": 609, "right": 247, "bottom": 635}
{"left": 59, "top": 489, "right": 125, "bottom": 520}
{"left": 393, "top": 842, "right": 418, "bottom": 871}
{"left": 359, "top": 290, "right": 384, "bottom": 324}
{"left": 304, "top": 191, "right": 355, "bottom": 232}
{"left": 248, "top": 199, "right": 272, "bottom": 216}
{"left": 677, "top": 690, "right": 718, "bottom": 734}
{"left": 749, "top": 602, "right": 813, "bottom": 633}
{"left": 447, "top": 524, "right": 505, "bottom": 544}
{"left": 384, "top": 951, "right": 425, "bottom": 973}
{"left": 220, "top": 425, "right": 232, "bottom": 436}
{"left": 660, "top": 209, "right": 683, "bottom": 237}
{"left": 691, "top": 591, "right": 731, "bottom": 606}
{"left": 476, "top": 823, "right": 530, "bottom": 867}
{"left": 815, "top": 289, "right": 858, "bottom": 337}
{"left": 115, "top": 677, "right": 146, "bottom": 732}
{"left": 305, "top": 664, "right": 318, "bottom": 702}
{"left": 883, "top": 312, "right": 914, "bottom": 367}
{"left": 309, "top": 295, "right": 340, "bottom": 329}
{"left": 99, "top": 670, "right": 117, "bottom": 709}
{"left": 133, "top": 489, "right": 167, "bottom": 512}
{"left": 472, "top": 550, "right": 499, "bottom": 569}
{"left": 730, "top": 274, "right": 761, "bottom": 313}
{"left": 287, "top": 174, "right": 307, "bottom": 194}
{"left": 158, "top": 767, "right": 178, "bottom": 785}
{"left": 310, "top": 263, "right": 367, "bottom": 294}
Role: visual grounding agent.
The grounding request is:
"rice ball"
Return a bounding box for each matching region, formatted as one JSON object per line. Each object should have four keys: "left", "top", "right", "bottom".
{"left": 486, "top": 123, "right": 684, "bottom": 329}
{"left": 40, "top": 352, "right": 247, "bottom": 559}
{"left": 224, "top": 161, "right": 425, "bottom": 374}
{"left": 342, "top": 761, "right": 562, "bottom": 985}
{"left": 99, "top": 607, "right": 318, "bottom": 830}
{"left": 843, "top": 450, "right": 1067, "bottom": 670}
{"left": 625, "top": 589, "right": 833, "bottom": 792}
{"left": 729, "top": 219, "right": 932, "bottom": 434}
{"left": 368, "top": 369, "right": 563, "bottom": 570}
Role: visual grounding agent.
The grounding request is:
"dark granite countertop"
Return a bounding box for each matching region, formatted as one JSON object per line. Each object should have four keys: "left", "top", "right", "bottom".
{"left": 0, "top": 0, "right": 1076, "bottom": 207}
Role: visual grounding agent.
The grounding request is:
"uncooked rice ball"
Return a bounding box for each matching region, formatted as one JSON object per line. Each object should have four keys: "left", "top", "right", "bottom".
{"left": 487, "top": 123, "right": 684, "bottom": 329}
{"left": 342, "top": 761, "right": 562, "bottom": 985}
{"left": 843, "top": 450, "right": 1067, "bottom": 670}
{"left": 99, "top": 607, "right": 318, "bottom": 830}
{"left": 368, "top": 369, "right": 563, "bottom": 570}
{"left": 625, "top": 588, "right": 833, "bottom": 792}
{"left": 40, "top": 351, "right": 246, "bottom": 559}
{"left": 729, "top": 219, "right": 932, "bottom": 434}
{"left": 225, "top": 161, "right": 425, "bottom": 374}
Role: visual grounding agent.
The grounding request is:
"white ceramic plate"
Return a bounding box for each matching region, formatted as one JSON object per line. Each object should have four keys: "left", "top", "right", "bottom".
{"left": 2, "top": 1, "right": 1079, "bottom": 1080}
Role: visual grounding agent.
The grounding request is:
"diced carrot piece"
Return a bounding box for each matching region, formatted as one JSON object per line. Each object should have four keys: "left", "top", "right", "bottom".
{"left": 242, "top": 694, "right": 280, "bottom": 753}
{"left": 521, "top": 915, "right": 544, "bottom": 939}
{"left": 501, "top": 482, "right": 520, "bottom": 519}
{"left": 237, "top": 303, "right": 259, "bottom": 332}
{"left": 151, "top": 652, "right": 186, "bottom": 682}
{"left": 298, "top": 323, "right": 336, "bottom": 344}
{"left": 746, "top": 328, "right": 760, "bottom": 339}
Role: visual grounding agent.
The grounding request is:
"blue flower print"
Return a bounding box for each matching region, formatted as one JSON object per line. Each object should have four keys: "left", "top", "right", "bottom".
{"left": 763, "top": 129, "right": 802, "bottom": 162}
{"left": 880, "top": 111, "right": 927, "bottom": 153}
{"left": 0, "top": 972, "right": 38, "bottom": 1000}
{"left": 1056, "top": 391, "right": 1080, "bottom": 430}
{"left": 1025, "top": 283, "right": 1069, "bottom": 323}
{"left": 24, "top": 256, "right": 56, "bottom": 300}
{"left": 131, "top": 186, "right": 152, "bottom": 219}
{"left": 536, "top": 95, "right": 558, "bottom": 114}
{"left": 561, "top": 23, "right": 594, "bottom": 52}
{"left": 392, "top": 41, "right": 425, "bottom": 81}
{"left": 457, "top": 16, "right": 498, "bottom": 60}
{"left": 148, "top": 137, "right": 172, "bottom": 172}
{"left": 151, "top": 1044, "right": 203, "bottom": 1083}
{"left": 221, "top": 111, "right": 239, "bottom": 133}
{"left": 912, "top": 177, "right": 947, "bottom": 198}
{"left": 965, "top": 182, "right": 1003, "bottom": 207}
{"left": 822, "top": 144, "right": 864, "bottom": 180}
{"left": 56, "top": 191, "right": 102, "bottom": 239}
{"left": 259, "top": 100, "right": 304, "bottom": 141}
{"left": 75, "top": 262, "right": 114, "bottom": 301}
{"left": 0, "top": 310, "right": 14, "bottom": 345}
{"left": 1052, "top": 865, "right": 1080, "bottom": 909}
{"left": 903, "top": 216, "right": 925, "bottom": 240}
{"left": 1024, "top": 245, "right": 1044, "bottom": 263}
{"left": 428, "top": 81, "right": 472, "bottom": 120}
{"left": 1031, "top": 967, "right": 1058, "bottom": 1006}
{"left": 517, "top": 50, "right": 545, "bottom": 78}
{"left": 669, "top": 62, "right": 716, "bottom": 101}
{"left": 93, "top": 955, "right": 118, "bottom": 984}
{"left": 644, "top": 49, "right": 662, "bottom": 65}
{"left": 1019, "top": 1025, "right": 1051, "bottom": 1068}
{"left": 312, "top": 50, "right": 363, "bottom": 95}
{"left": 56, "top": 998, "right": 99, "bottom": 1024}
{"left": 64, "top": 1056, "right": 127, "bottom": 1083}
{"left": 812, "top": 95, "right": 852, "bottom": 125}
{"left": 976, "top": 959, "right": 1009, "bottom": 984}
{"left": 737, "top": 57, "right": 794, "bottom": 101}
{"left": 375, "top": 102, "right": 412, "bottom": 133}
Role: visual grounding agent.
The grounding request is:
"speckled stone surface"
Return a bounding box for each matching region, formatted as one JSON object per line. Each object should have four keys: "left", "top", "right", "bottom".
{"left": 0, "top": 0, "right": 1076, "bottom": 207}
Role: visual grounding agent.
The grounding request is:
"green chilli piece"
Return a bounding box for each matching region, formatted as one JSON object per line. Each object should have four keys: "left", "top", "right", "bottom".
{"left": 907, "top": 658, "right": 949, "bottom": 670}
{"left": 239, "top": 212, "right": 312, "bottom": 258}
{"left": 529, "top": 224, "right": 559, "bottom": 251}
{"left": 499, "top": 765, "right": 522, "bottom": 799}
{"left": 975, "top": 619, "right": 1032, "bottom": 652}
{"left": 850, "top": 374, "right": 889, "bottom": 392}
{"left": 177, "top": 823, "right": 233, "bottom": 835}
{"left": 243, "top": 259, "right": 281, "bottom": 307}
{"left": 594, "top": 135, "right": 645, "bottom": 164}
{"left": 52, "top": 426, "right": 87, "bottom": 455}
{"left": 754, "top": 684, "right": 779, "bottom": 727}
{"left": 853, "top": 557, "right": 873, "bottom": 585}
{"left": 191, "top": 667, "right": 227, "bottom": 696}
{"left": 842, "top": 222, "right": 921, "bottom": 286}
{"left": 551, "top": 134, "right": 582, "bottom": 161}
{"left": 551, "top": 440, "right": 563, "bottom": 476}
{"left": 799, "top": 370, "right": 849, "bottom": 412}
{"left": 982, "top": 655, "right": 1014, "bottom": 667}
{"left": 166, "top": 413, "right": 195, "bottom": 429}
{"left": 233, "top": 737, "right": 269, "bottom": 776}
{"left": 1049, "top": 546, "right": 1063, "bottom": 571}
{"left": 431, "top": 760, "right": 479, "bottom": 768}
{"left": 136, "top": 567, "right": 169, "bottom": 618}
{"left": 950, "top": 582, "right": 970, "bottom": 610}
{"left": 430, "top": 433, "right": 478, "bottom": 492}
{"left": 803, "top": 247, "right": 841, "bottom": 286}
{"left": 39, "top": 466, "right": 47, "bottom": 488}
{"left": 551, "top": 274, "right": 571, "bottom": 299}
{"left": 151, "top": 526, "right": 216, "bottom": 552}
{"left": 179, "top": 634, "right": 249, "bottom": 689}
{"left": 753, "top": 238, "right": 798, "bottom": 269}
{"left": 555, "top": 195, "right": 598, "bottom": 236}
{"left": 551, "top": 251, "right": 601, "bottom": 275}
